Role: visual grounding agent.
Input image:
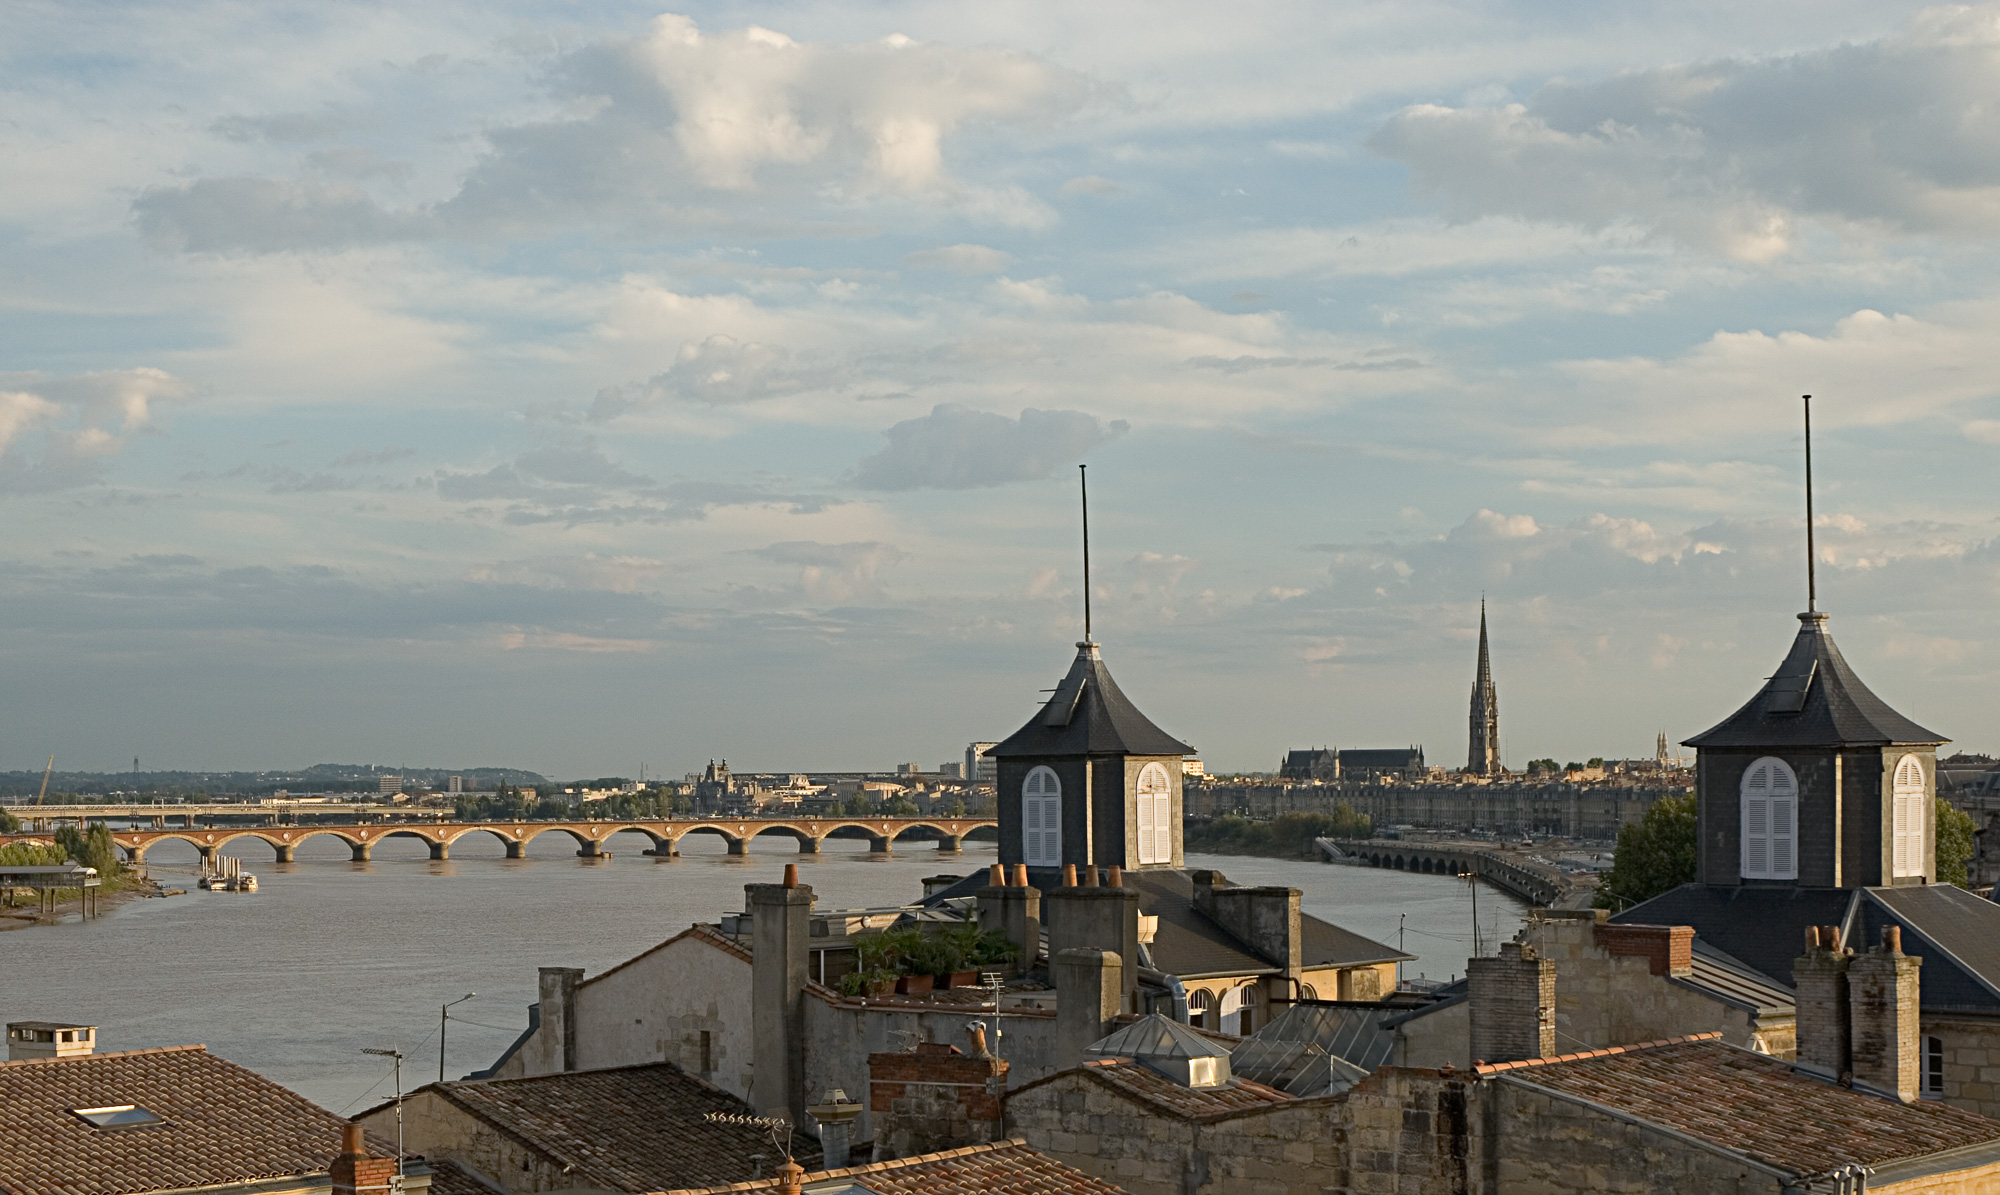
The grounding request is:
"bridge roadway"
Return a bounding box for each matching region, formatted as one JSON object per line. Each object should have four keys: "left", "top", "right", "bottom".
{"left": 1319, "top": 836, "right": 1572, "bottom": 907}
{"left": 2, "top": 816, "right": 998, "bottom": 864}
{"left": 3, "top": 802, "right": 397, "bottom": 828}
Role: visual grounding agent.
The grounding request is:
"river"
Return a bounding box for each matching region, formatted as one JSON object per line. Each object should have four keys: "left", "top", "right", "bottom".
{"left": 0, "top": 831, "right": 1526, "bottom": 1110}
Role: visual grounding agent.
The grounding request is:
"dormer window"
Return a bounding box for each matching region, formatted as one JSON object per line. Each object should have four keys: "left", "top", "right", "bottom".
{"left": 1741, "top": 757, "right": 1798, "bottom": 881}
{"left": 1135, "top": 763, "right": 1172, "bottom": 865}
{"left": 1892, "top": 754, "right": 1926, "bottom": 878}
{"left": 1022, "top": 767, "right": 1062, "bottom": 866}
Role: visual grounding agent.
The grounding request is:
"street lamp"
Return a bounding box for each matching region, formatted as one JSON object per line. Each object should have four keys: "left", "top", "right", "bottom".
{"left": 361, "top": 1047, "right": 405, "bottom": 1184}
{"left": 439, "top": 993, "right": 476, "bottom": 1083}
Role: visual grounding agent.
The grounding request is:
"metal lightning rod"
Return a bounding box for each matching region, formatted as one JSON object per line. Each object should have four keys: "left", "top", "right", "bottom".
{"left": 1803, "top": 394, "right": 1817, "bottom": 613}
{"left": 1079, "top": 464, "right": 1093, "bottom": 645}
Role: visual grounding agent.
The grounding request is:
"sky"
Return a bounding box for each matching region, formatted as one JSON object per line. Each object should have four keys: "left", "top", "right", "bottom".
{"left": 4, "top": 1, "right": 1998, "bottom": 779}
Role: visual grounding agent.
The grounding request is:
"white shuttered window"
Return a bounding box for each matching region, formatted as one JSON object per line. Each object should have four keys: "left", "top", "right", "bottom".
{"left": 1741, "top": 757, "right": 1799, "bottom": 881}
{"left": 1136, "top": 763, "right": 1173, "bottom": 864}
{"left": 1022, "top": 766, "right": 1062, "bottom": 867}
{"left": 1893, "top": 754, "right": 1926, "bottom": 878}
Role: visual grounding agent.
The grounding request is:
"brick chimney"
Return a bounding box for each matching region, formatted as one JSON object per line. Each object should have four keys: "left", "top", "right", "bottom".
{"left": 867, "top": 1029, "right": 1008, "bottom": 1161}
{"left": 1592, "top": 923, "right": 1694, "bottom": 976}
{"left": 749, "top": 867, "right": 814, "bottom": 1126}
{"left": 1793, "top": 925, "right": 1853, "bottom": 1080}
{"left": 533, "top": 967, "right": 584, "bottom": 1074}
{"left": 975, "top": 865, "right": 1041, "bottom": 971}
{"left": 1849, "top": 924, "right": 1922, "bottom": 1101}
{"left": 1468, "top": 942, "right": 1555, "bottom": 1063}
{"left": 331, "top": 1124, "right": 396, "bottom": 1195}
{"left": 1054, "top": 947, "right": 1124, "bottom": 1068}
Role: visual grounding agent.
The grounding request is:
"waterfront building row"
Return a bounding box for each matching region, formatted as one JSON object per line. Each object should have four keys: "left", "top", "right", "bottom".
{"left": 1187, "top": 778, "right": 1690, "bottom": 841}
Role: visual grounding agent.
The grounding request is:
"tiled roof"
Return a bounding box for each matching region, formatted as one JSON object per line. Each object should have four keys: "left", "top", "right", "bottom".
{"left": 1069, "top": 1057, "right": 1292, "bottom": 1121}
{"left": 1685, "top": 612, "right": 1944, "bottom": 748}
{"left": 1488, "top": 1036, "right": 2000, "bottom": 1176}
{"left": 648, "top": 1137, "right": 1132, "bottom": 1194}
{"left": 424, "top": 1061, "right": 820, "bottom": 1192}
{"left": 425, "top": 1158, "right": 503, "bottom": 1195}
{"left": 988, "top": 642, "right": 1194, "bottom": 758}
{"left": 0, "top": 1044, "right": 378, "bottom": 1195}
{"left": 584, "top": 923, "right": 753, "bottom": 991}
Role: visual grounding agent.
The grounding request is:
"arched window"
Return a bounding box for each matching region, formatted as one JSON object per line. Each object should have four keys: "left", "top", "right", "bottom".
{"left": 1741, "top": 757, "right": 1798, "bottom": 881}
{"left": 1221, "top": 983, "right": 1259, "bottom": 1035}
{"left": 1893, "top": 754, "right": 1926, "bottom": 878}
{"left": 1187, "top": 989, "right": 1213, "bottom": 1030}
{"left": 1022, "top": 766, "right": 1062, "bottom": 867}
{"left": 1135, "top": 762, "right": 1173, "bottom": 864}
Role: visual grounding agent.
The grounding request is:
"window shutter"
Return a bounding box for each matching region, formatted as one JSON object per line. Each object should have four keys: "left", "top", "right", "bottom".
{"left": 1744, "top": 761, "right": 1770, "bottom": 877}
{"left": 1135, "top": 786, "right": 1156, "bottom": 864}
{"left": 1155, "top": 791, "right": 1172, "bottom": 863}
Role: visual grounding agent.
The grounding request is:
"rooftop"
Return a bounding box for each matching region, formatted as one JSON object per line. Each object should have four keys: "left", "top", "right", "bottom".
{"left": 405, "top": 1061, "right": 821, "bottom": 1191}
{"left": 1685, "top": 612, "right": 1945, "bottom": 749}
{"left": 649, "top": 1138, "right": 1132, "bottom": 1195}
{"left": 1484, "top": 1035, "right": 2000, "bottom": 1177}
{"left": 987, "top": 642, "right": 1194, "bottom": 759}
{"left": 0, "top": 1045, "right": 382, "bottom": 1195}
{"left": 1061, "top": 1057, "right": 1292, "bottom": 1121}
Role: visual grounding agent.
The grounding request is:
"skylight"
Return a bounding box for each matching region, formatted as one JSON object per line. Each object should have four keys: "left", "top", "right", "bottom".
{"left": 72, "top": 1104, "right": 165, "bottom": 1129}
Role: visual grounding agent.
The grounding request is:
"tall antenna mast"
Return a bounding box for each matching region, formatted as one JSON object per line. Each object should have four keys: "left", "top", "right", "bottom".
{"left": 1802, "top": 394, "right": 1816, "bottom": 613}
{"left": 1079, "top": 464, "right": 1093, "bottom": 644}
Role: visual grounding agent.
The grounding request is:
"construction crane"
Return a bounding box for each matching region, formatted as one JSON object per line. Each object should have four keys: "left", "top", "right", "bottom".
{"left": 36, "top": 755, "right": 54, "bottom": 805}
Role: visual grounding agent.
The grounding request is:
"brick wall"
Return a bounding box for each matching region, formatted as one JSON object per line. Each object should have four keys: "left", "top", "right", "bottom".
{"left": 869, "top": 1043, "right": 1007, "bottom": 1160}
{"left": 1468, "top": 942, "right": 1555, "bottom": 1063}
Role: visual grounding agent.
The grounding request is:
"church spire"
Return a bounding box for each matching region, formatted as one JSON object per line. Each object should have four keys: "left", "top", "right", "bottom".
{"left": 1468, "top": 600, "right": 1500, "bottom": 776}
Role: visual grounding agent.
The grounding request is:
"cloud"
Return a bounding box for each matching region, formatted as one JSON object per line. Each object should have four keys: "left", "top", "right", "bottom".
{"left": 749, "top": 540, "right": 904, "bottom": 603}
{"left": 331, "top": 446, "right": 415, "bottom": 468}
{"left": 139, "top": 15, "right": 1085, "bottom": 252}
{"left": 433, "top": 440, "right": 834, "bottom": 525}
{"left": 1369, "top": 7, "right": 2000, "bottom": 258}
{"left": 902, "top": 244, "right": 1012, "bottom": 274}
{"left": 591, "top": 335, "right": 843, "bottom": 416}
{"left": 1061, "top": 175, "right": 1123, "bottom": 196}
{"left": 0, "top": 368, "right": 190, "bottom": 492}
{"left": 852, "top": 404, "right": 1127, "bottom": 490}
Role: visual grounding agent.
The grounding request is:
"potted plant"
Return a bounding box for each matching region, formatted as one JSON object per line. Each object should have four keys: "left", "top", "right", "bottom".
{"left": 838, "top": 969, "right": 899, "bottom": 998}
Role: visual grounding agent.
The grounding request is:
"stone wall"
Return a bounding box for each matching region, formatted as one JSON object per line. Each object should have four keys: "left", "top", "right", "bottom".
{"left": 868, "top": 1043, "right": 1007, "bottom": 1159}
{"left": 1923, "top": 1016, "right": 2000, "bottom": 1119}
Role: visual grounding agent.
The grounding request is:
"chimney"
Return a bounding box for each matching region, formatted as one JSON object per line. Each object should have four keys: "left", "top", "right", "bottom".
{"left": 805, "top": 1089, "right": 864, "bottom": 1169}
{"left": 1849, "top": 924, "right": 1922, "bottom": 1101}
{"left": 775, "top": 1160, "right": 805, "bottom": 1195}
{"left": 1591, "top": 923, "right": 1695, "bottom": 976}
{"left": 1189, "top": 870, "right": 1302, "bottom": 985}
{"left": 868, "top": 1039, "right": 1008, "bottom": 1160}
{"left": 1055, "top": 947, "right": 1124, "bottom": 1068}
{"left": 1793, "top": 925, "right": 1853, "bottom": 1080}
{"left": 1043, "top": 884, "right": 1139, "bottom": 1008}
{"left": 749, "top": 870, "right": 815, "bottom": 1126}
{"left": 1468, "top": 942, "right": 1555, "bottom": 1063}
{"left": 5, "top": 1022, "right": 97, "bottom": 1061}
{"left": 330, "top": 1124, "right": 397, "bottom": 1195}
{"left": 534, "top": 967, "right": 585, "bottom": 1074}
{"left": 976, "top": 868, "right": 1041, "bottom": 972}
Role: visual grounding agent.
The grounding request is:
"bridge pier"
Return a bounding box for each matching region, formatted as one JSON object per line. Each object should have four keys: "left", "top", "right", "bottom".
{"left": 868, "top": 835, "right": 893, "bottom": 855}
{"left": 429, "top": 841, "right": 449, "bottom": 861}
{"left": 196, "top": 845, "right": 216, "bottom": 862}
{"left": 935, "top": 835, "right": 962, "bottom": 852}
{"left": 504, "top": 840, "right": 526, "bottom": 859}
{"left": 576, "top": 841, "right": 610, "bottom": 859}
{"left": 122, "top": 846, "right": 143, "bottom": 864}
{"left": 273, "top": 843, "right": 296, "bottom": 863}
{"left": 350, "top": 842, "right": 373, "bottom": 862}
{"left": 726, "top": 839, "right": 749, "bottom": 856}
{"left": 796, "top": 837, "right": 820, "bottom": 854}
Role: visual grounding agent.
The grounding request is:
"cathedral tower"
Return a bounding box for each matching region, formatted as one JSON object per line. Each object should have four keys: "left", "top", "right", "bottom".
{"left": 1467, "top": 602, "right": 1500, "bottom": 776}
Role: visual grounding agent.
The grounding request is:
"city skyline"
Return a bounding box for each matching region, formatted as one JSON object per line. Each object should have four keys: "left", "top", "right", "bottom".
{"left": 5, "top": 2, "right": 1997, "bottom": 774}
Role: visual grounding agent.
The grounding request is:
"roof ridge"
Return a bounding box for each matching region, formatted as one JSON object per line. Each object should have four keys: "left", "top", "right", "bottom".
{"left": 0, "top": 1043, "right": 208, "bottom": 1067}
{"left": 1473, "top": 1032, "right": 1723, "bottom": 1075}
{"left": 645, "top": 1138, "right": 1034, "bottom": 1194}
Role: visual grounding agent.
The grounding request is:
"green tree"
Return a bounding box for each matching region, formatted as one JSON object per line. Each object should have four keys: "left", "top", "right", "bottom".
{"left": 0, "top": 808, "right": 17, "bottom": 834}
{"left": 1937, "top": 796, "right": 1977, "bottom": 889}
{"left": 1595, "top": 794, "right": 1697, "bottom": 911}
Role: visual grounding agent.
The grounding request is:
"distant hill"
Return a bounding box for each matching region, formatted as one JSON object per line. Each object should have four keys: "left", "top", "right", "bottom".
{"left": 0, "top": 764, "right": 549, "bottom": 799}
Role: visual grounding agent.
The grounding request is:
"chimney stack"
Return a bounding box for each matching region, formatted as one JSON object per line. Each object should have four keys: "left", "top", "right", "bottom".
{"left": 976, "top": 868, "right": 1041, "bottom": 972}
{"left": 1044, "top": 882, "right": 1139, "bottom": 1008}
{"left": 1055, "top": 948, "right": 1124, "bottom": 1068}
{"left": 868, "top": 1040, "right": 1008, "bottom": 1160}
{"left": 749, "top": 870, "right": 815, "bottom": 1126}
{"left": 330, "top": 1124, "right": 396, "bottom": 1195}
{"left": 533, "top": 968, "right": 584, "bottom": 1074}
{"left": 1468, "top": 942, "right": 1555, "bottom": 1064}
{"left": 1794, "top": 925, "right": 1854, "bottom": 1080}
{"left": 1849, "top": 924, "right": 1922, "bottom": 1100}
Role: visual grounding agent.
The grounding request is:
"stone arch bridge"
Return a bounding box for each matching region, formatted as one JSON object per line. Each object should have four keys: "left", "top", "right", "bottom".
{"left": 1321, "top": 837, "right": 1570, "bottom": 907}
{"left": 24, "top": 817, "right": 998, "bottom": 865}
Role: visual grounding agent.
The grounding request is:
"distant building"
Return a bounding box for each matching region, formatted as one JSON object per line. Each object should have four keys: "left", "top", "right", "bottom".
{"left": 1182, "top": 757, "right": 1204, "bottom": 777}
{"left": 1281, "top": 748, "right": 1338, "bottom": 782}
{"left": 1279, "top": 747, "right": 1424, "bottom": 783}
{"left": 377, "top": 774, "right": 403, "bottom": 795}
{"left": 937, "top": 761, "right": 964, "bottom": 779}
{"left": 447, "top": 775, "right": 464, "bottom": 793}
{"left": 964, "top": 741, "right": 997, "bottom": 785}
{"left": 1467, "top": 601, "right": 1500, "bottom": 775}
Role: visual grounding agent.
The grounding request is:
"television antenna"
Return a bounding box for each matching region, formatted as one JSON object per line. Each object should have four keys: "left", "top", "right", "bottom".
{"left": 360, "top": 1047, "right": 406, "bottom": 1186}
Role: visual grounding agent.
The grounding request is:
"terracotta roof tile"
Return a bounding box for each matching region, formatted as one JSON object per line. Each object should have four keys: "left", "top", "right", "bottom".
{"left": 0, "top": 1045, "right": 378, "bottom": 1195}
{"left": 649, "top": 1137, "right": 1130, "bottom": 1194}
{"left": 1073, "top": 1057, "right": 1292, "bottom": 1120}
{"left": 1495, "top": 1037, "right": 2000, "bottom": 1174}
{"left": 428, "top": 1061, "right": 819, "bottom": 1192}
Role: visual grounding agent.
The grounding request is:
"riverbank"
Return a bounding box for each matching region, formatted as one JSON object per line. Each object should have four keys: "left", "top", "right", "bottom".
{"left": 1183, "top": 811, "right": 1373, "bottom": 860}
{"left": 0, "top": 873, "right": 173, "bottom": 930}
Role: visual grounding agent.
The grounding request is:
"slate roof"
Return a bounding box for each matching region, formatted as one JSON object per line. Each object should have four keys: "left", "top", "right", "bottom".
{"left": 406, "top": 1061, "right": 820, "bottom": 1192}
{"left": 1685, "top": 612, "right": 1945, "bottom": 749}
{"left": 1054, "top": 1058, "right": 1293, "bottom": 1121}
{"left": 0, "top": 1044, "right": 380, "bottom": 1195}
{"left": 1615, "top": 883, "right": 2000, "bottom": 1013}
{"left": 988, "top": 642, "right": 1194, "bottom": 758}
{"left": 649, "top": 1138, "right": 1131, "bottom": 1194}
{"left": 1484, "top": 1035, "right": 2000, "bottom": 1178}
{"left": 1679, "top": 941, "right": 1796, "bottom": 1018}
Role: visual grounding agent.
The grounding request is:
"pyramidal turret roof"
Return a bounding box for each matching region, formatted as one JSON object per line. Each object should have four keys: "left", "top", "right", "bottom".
{"left": 988, "top": 642, "right": 1194, "bottom": 759}
{"left": 1087, "top": 1013, "right": 1232, "bottom": 1064}
{"left": 1685, "top": 612, "right": 1946, "bottom": 749}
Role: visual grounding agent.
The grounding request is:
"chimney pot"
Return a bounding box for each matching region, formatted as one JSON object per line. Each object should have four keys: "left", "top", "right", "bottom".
{"left": 966, "top": 1022, "right": 990, "bottom": 1057}
{"left": 1807, "top": 925, "right": 1822, "bottom": 950}
{"left": 777, "top": 1160, "right": 805, "bottom": 1195}
{"left": 1010, "top": 863, "right": 1029, "bottom": 887}
{"left": 988, "top": 864, "right": 1004, "bottom": 886}
{"left": 1082, "top": 865, "right": 1099, "bottom": 887}
{"left": 1883, "top": 925, "right": 1902, "bottom": 954}
{"left": 1107, "top": 865, "right": 1123, "bottom": 888}
{"left": 1061, "top": 863, "right": 1077, "bottom": 888}
{"left": 783, "top": 864, "right": 799, "bottom": 888}
{"left": 341, "top": 1123, "right": 365, "bottom": 1157}
{"left": 1825, "top": 925, "right": 1844, "bottom": 953}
